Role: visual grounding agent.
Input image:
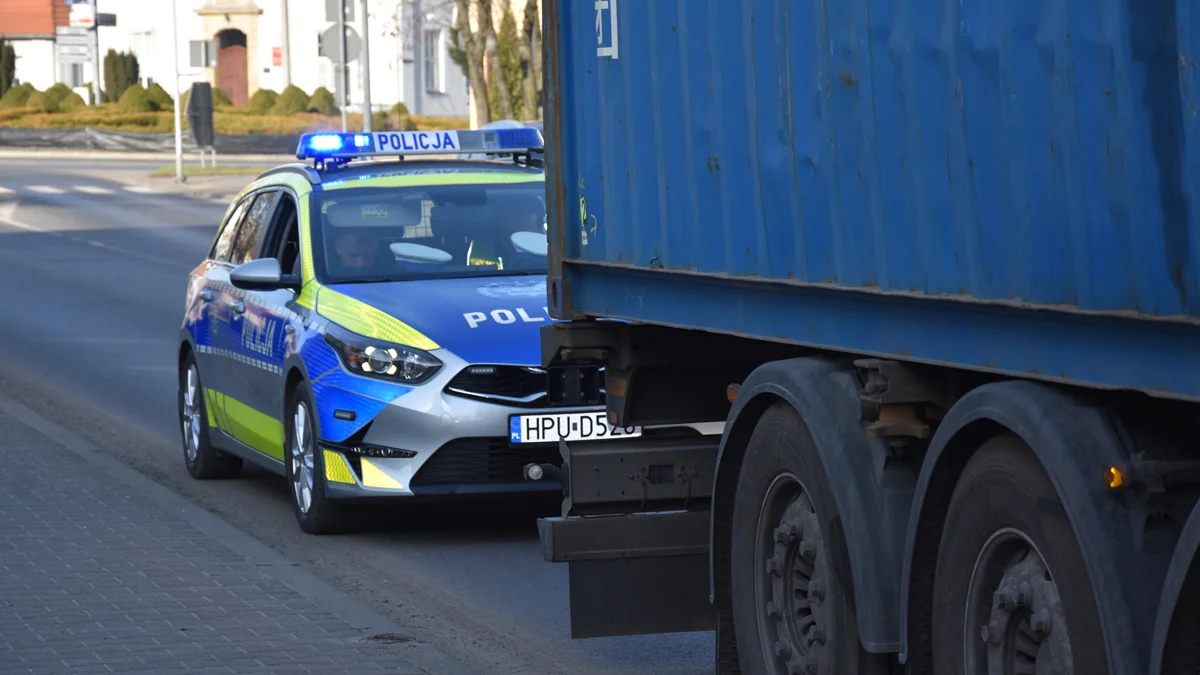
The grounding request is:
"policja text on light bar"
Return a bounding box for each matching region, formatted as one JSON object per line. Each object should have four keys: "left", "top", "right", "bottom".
{"left": 296, "top": 128, "right": 544, "bottom": 162}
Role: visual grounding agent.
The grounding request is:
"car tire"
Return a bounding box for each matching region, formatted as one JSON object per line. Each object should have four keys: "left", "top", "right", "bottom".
{"left": 179, "top": 351, "right": 242, "bottom": 480}
{"left": 286, "top": 382, "right": 352, "bottom": 535}
{"left": 931, "top": 433, "right": 1109, "bottom": 675}
{"left": 730, "top": 403, "right": 891, "bottom": 675}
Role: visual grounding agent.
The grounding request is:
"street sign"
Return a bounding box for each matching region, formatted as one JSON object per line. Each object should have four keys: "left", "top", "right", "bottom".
{"left": 56, "top": 44, "right": 93, "bottom": 63}
{"left": 324, "top": 0, "right": 354, "bottom": 22}
{"left": 56, "top": 26, "right": 89, "bottom": 36}
{"left": 69, "top": 3, "right": 96, "bottom": 27}
{"left": 97, "top": 13, "right": 116, "bottom": 27}
{"left": 318, "top": 24, "right": 359, "bottom": 62}
{"left": 186, "top": 83, "right": 216, "bottom": 149}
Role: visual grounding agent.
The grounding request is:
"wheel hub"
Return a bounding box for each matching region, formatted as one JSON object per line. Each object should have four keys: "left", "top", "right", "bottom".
{"left": 762, "top": 492, "right": 833, "bottom": 675}
{"left": 291, "top": 401, "right": 315, "bottom": 514}
{"left": 182, "top": 365, "right": 200, "bottom": 463}
{"left": 969, "top": 532, "right": 1073, "bottom": 675}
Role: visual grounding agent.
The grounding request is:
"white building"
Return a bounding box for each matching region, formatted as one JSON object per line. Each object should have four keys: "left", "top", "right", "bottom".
{"left": 86, "top": 0, "right": 468, "bottom": 118}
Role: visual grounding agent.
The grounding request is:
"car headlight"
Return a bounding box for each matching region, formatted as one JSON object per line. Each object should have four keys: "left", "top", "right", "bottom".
{"left": 323, "top": 324, "right": 442, "bottom": 384}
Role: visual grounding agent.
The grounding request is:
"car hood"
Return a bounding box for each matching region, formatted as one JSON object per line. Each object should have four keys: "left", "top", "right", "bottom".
{"left": 324, "top": 276, "right": 552, "bottom": 365}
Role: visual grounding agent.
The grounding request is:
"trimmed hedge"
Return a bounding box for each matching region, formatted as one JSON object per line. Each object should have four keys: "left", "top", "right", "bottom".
{"left": 59, "top": 92, "right": 88, "bottom": 113}
{"left": 25, "top": 91, "right": 51, "bottom": 113}
{"left": 0, "top": 105, "right": 467, "bottom": 135}
{"left": 116, "top": 84, "right": 154, "bottom": 113}
{"left": 307, "top": 87, "right": 337, "bottom": 115}
{"left": 270, "top": 85, "right": 308, "bottom": 115}
{"left": 248, "top": 88, "right": 278, "bottom": 114}
{"left": 145, "top": 82, "right": 173, "bottom": 110}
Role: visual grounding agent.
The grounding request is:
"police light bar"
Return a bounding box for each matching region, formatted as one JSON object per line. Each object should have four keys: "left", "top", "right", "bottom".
{"left": 296, "top": 128, "right": 544, "bottom": 161}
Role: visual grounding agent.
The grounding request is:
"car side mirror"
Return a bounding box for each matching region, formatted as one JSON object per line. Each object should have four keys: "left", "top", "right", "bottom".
{"left": 229, "top": 258, "right": 298, "bottom": 292}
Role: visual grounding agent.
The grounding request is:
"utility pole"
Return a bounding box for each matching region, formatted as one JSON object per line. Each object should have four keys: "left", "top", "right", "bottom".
{"left": 338, "top": 0, "right": 349, "bottom": 132}
{"left": 280, "top": 0, "right": 291, "bottom": 87}
{"left": 412, "top": 0, "right": 423, "bottom": 116}
{"left": 171, "top": 0, "right": 183, "bottom": 182}
{"left": 359, "top": 0, "right": 371, "bottom": 132}
{"left": 91, "top": 0, "right": 102, "bottom": 105}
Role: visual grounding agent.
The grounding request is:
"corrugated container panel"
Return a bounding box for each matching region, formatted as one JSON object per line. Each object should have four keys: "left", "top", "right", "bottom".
{"left": 547, "top": 0, "right": 1200, "bottom": 322}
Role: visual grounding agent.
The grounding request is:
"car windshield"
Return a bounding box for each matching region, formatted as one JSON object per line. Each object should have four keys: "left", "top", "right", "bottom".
{"left": 310, "top": 181, "right": 547, "bottom": 284}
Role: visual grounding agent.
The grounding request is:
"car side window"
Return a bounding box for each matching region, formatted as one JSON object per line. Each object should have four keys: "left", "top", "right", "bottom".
{"left": 270, "top": 194, "right": 301, "bottom": 277}
{"left": 210, "top": 198, "right": 251, "bottom": 262}
{"left": 229, "top": 191, "right": 281, "bottom": 266}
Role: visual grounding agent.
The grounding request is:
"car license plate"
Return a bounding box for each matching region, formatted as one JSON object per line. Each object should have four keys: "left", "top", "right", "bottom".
{"left": 509, "top": 412, "right": 642, "bottom": 444}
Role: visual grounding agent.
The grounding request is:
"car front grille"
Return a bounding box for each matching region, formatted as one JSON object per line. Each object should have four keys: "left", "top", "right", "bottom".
{"left": 444, "top": 365, "right": 605, "bottom": 409}
{"left": 410, "top": 437, "right": 561, "bottom": 487}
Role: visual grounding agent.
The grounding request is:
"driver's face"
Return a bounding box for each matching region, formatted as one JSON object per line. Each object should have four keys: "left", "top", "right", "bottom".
{"left": 335, "top": 233, "right": 375, "bottom": 269}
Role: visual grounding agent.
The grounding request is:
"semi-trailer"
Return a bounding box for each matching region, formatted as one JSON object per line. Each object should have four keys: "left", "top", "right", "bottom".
{"left": 531, "top": 1, "right": 1200, "bottom": 674}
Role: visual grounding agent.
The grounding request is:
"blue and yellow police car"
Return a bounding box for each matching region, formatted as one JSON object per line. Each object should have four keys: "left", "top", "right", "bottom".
{"left": 177, "top": 128, "right": 719, "bottom": 534}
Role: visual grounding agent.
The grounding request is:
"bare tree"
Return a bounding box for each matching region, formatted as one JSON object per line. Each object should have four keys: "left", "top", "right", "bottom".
{"left": 380, "top": 0, "right": 456, "bottom": 55}
{"left": 448, "top": 0, "right": 491, "bottom": 125}
{"left": 518, "top": 0, "right": 541, "bottom": 120}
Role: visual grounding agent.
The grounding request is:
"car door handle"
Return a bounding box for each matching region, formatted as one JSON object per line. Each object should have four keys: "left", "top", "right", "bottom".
{"left": 231, "top": 299, "right": 246, "bottom": 315}
{"left": 198, "top": 289, "right": 214, "bottom": 302}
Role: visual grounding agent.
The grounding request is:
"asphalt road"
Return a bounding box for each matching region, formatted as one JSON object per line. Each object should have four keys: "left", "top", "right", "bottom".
{"left": 0, "top": 157, "right": 713, "bottom": 675}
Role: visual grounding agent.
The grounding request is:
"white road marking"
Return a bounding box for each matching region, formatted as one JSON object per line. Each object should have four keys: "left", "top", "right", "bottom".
{"left": 123, "top": 185, "right": 156, "bottom": 194}
{"left": 75, "top": 185, "right": 113, "bottom": 195}
{"left": 0, "top": 186, "right": 13, "bottom": 195}
{"left": 28, "top": 185, "right": 65, "bottom": 194}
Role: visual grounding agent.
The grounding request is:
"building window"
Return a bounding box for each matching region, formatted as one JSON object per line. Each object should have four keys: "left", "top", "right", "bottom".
{"left": 189, "top": 40, "right": 217, "bottom": 68}
{"left": 423, "top": 30, "right": 441, "bottom": 93}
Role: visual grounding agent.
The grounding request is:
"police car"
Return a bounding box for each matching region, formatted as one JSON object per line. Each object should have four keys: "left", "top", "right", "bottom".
{"left": 177, "top": 128, "right": 718, "bottom": 534}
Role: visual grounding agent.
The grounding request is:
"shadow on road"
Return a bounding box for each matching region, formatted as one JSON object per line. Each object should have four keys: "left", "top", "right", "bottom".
{"left": 232, "top": 463, "right": 558, "bottom": 541}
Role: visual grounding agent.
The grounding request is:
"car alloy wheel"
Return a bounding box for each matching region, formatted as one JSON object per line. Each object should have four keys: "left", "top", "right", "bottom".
{"left": 182, "top": 365, "right": 201, "bottom": 464}
{"left": 291, "top": 400, "right": 316, "bottom": 515}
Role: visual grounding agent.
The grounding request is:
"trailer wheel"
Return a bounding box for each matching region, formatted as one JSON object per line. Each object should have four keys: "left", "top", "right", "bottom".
{"left": 1159, "top": 558, "right": 1200, "bottom": 674}
{"left": 932, "top": 433, "right": 1107, "bottom": 675}
{"left": 731, "top": 403, "right": 886, "bottom": 675}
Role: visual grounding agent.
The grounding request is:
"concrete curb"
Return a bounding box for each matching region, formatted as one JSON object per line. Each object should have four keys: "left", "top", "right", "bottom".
{"left": 0, "top": 390, "right": 481, "bottom": 675}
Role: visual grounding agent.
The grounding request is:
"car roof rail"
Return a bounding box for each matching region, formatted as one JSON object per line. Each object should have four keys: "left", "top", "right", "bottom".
{"left": 256, "top": 163, "right": 322, "bottom": 185}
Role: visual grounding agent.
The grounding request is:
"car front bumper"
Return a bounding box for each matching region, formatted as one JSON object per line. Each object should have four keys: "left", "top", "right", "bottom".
{"left": 318, "top": 353, "right": 724, "bottom": 501}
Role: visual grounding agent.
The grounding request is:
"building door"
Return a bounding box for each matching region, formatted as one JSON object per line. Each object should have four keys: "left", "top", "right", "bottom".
{"left": 216, "top": 29, "right": 248, "bottom": 106}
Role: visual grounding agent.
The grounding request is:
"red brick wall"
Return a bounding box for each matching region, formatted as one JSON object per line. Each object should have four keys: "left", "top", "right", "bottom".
{"left": 0, "top": 0, "right": 69, "bottom": 38}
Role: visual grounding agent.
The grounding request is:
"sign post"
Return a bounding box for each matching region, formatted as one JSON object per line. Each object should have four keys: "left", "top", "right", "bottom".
{"left": 65, "top": 0, "right": 109, "bottom": 104}
{"left": 186, "top": 82, "right": 216, "bottom": 169}
{"left": 359, "top": 0, "right": 371, "bottom": 132}
{"left": 337, "top": 0, "right": 348, "bottom": 132}
{"left": 171, "top": 0, "right": 183, "bottom": 181}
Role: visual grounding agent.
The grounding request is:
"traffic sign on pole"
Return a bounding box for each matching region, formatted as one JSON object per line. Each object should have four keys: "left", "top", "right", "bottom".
{"left": 319, "top": 24, "right": 359, "bottom": 63}
{"left": 68, "top": 3, "right": 96, "bottom": 27}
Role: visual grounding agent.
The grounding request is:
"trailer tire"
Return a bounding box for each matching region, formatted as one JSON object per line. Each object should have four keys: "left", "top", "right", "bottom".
{"left": 731, "top": 403, "right": 888, "bottom": 675}
{"left": 931, "top": 433, "right": 1107, "bottom": 675}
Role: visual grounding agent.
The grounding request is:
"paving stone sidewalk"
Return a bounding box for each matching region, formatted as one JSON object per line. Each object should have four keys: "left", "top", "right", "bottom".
{"left": 0, "top": 405, "right": 440, "bottom": 674}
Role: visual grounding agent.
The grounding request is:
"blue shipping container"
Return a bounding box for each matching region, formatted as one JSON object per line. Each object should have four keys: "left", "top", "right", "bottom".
{"left": 544, "top": 0, "right": 1200, "bottom": 401}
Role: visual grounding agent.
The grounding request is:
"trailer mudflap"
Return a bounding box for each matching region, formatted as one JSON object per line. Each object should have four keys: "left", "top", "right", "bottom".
{"left": 533, "top": 434, "right": 722, "bottom": 638}
{"left": 538, "top": 512, "right": 716, "bottom": 638}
